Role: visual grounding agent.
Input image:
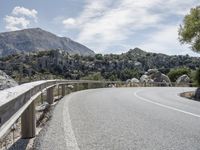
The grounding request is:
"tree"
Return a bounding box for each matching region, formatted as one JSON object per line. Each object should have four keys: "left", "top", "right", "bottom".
{"left": 95, "top": 54, "right": 103, "bottom": 60}
{"left": 178, "top": 6, "right": 200, "bottom": 52}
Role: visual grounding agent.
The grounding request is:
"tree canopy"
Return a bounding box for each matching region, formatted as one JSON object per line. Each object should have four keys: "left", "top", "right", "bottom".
{"left": 179, "top": 6, "right": 200, "bottom": 52}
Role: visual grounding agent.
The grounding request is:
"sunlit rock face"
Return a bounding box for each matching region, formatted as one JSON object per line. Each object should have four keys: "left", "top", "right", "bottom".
{"left": 176, "top": 74, "right": 191, "bottom": 85}
{"left": 0, "top": 70, "right": 18, "bottom": 90}
{"left": 140, "top": 69, "right": 172, "bottom": 86}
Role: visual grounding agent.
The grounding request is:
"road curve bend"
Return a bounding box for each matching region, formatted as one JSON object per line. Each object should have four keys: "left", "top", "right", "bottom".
{"left": 35, "top": 87, "right": 200, "bottom": 150}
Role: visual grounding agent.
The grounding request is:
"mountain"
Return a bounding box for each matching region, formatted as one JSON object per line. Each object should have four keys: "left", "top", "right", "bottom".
{"left": 0, "top": 28, "right": 95, "bottom": 57}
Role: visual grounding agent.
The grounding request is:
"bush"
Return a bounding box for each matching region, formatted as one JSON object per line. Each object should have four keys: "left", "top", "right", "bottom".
{"left": 167, "top": 68, "right": 191, "bottom": 82}
{"left": 82, "top": 72, "right": 104, "bottom": 81}
{"left": 95, "top": 54, "right": 103, "bottom": 60}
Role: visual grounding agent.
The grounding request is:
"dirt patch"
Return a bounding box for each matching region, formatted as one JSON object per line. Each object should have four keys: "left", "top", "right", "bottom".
{"left": 180, "top": 91, "right": 195, "bottom": 100}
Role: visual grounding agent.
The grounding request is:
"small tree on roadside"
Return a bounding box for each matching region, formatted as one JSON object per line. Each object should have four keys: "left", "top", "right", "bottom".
{"left": 179, "top": 6, "right": 200, "bottom": 99}
{"left": 178, "top": 6, "right": 200, "bottom": 52}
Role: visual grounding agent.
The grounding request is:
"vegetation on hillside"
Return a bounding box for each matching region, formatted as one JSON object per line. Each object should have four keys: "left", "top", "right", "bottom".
{"left": 0, "top": 48, "right": 199, "bottom": 83}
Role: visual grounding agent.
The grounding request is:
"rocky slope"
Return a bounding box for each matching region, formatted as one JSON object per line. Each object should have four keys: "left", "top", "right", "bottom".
{"left": 0, "top": 28, "right": 95, "bottom": 57}
{"left": 0, "top": 70, "right": 18, "bottom": 90}
{"left": 0, "top": 48, "right": 199, "bottom": 82}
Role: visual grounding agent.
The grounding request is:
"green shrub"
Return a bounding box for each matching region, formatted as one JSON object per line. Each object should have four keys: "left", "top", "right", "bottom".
{"left": 82, "top": 72, "right": 104, "bottom": 81}
{"left": 167, "top": 68, "right": 191, "bottom": 82}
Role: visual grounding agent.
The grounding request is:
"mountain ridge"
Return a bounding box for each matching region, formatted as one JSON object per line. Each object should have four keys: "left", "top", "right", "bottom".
{"left": 0, "top": 28, "right": 95, "bottom": 57}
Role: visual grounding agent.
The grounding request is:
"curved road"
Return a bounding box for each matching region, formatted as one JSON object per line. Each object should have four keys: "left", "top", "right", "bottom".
{"left": 35, "top": 87, "right": 200, "bottom": 150}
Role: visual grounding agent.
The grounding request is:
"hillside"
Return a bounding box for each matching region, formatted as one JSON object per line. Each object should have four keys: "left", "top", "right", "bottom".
{"left": 0, "top": 48, "right": 199, "bottom": 82}
{"left": 0, "top": 28, "right": 95, "bottom": 57}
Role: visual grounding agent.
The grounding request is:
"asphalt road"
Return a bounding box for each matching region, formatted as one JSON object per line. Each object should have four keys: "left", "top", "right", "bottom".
{"left": 35, "top": 87, "right": 200, "bottom": 150}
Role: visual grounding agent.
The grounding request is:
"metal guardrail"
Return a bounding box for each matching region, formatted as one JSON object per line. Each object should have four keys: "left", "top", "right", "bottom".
{"left": 0, "top": 79, "right": 193, "bottom": 141}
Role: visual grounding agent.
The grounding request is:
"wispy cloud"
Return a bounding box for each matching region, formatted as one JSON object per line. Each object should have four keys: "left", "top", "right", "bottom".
{"left": 62, "top": 0, "right": 199, "bottom": 54}
{"left": 62, "top": 18, "right": 76, "bottom": 27}
{"left": 4, "top": 6, "right": 38, "bottom": 31}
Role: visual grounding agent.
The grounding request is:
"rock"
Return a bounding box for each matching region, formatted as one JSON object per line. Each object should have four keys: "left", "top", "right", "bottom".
{"left": 131, "top": 78, "right": 140, "bottom": 83}
{"left": 0, "top": 70, "right": 18, "bottom": 90}
{"left": 126, "top": 79, "right": 131, "bottom": 83}
{"left": 67, "top": 85, "right": 74, "bottom": 89}
{"left": 140, "top": 69, "right": 171, "bottom": 86}
{"left": 149, "top": 71, "right": 162, "bottom": 82}
{"left": 147, "top": 69, "right": 159, "bottom": 75}
{"left": 108, "top": 84, "right": 116, "bottom": 88}
{"left": 140, "top": 75, "right": 151, "bottom": 83}
{"left": 161, "top": 74, "right": 172, "bottom": 86}
{"left": 195, "top": 88, "right": 200, "bottom": 101}
{"left": 134, "top": 61, "right": 142, "bottom": 70}
{"left": 176, "top": 74, "right": 190, "bottom": 85}
{"left": 36, "top": 102, "right": 50, "bottom": 112}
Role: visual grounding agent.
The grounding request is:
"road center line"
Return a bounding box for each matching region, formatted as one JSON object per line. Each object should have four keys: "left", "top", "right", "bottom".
{"left": 134, "top": 90, "right": 200, "bottom": 118}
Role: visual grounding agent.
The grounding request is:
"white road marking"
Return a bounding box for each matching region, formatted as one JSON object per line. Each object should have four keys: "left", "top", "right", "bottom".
{"left": 62, "top": 94, "right": 80, "bottom": 150}
{"left": 134, "top": 90, "right": 200, "bottom": 118}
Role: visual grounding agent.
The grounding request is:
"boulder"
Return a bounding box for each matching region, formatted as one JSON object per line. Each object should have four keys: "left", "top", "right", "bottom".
{"left": 131, "top": 78, "right": 140, "bottom": 83}
{"left": 176, "top": 74, "right": 190, "bottom": 85}
{"left": 146, "top": 69, "right": 159, "bottom": 75}
{"left": 140, "top": 75, "right": 154, "bottom": 84}
{"left": 134, "top": 61, "right": 142, "bottom": 70}
{"left": 67, "top": 84, "right": 74, "bottom": 89}
{"left": 140, "top": 75, "right": 150, "bottom": 83}
{"left": 140, "top": 69, "right": 171, "bottom": 86}
{"left": 126, "top": 79, "right": 131, "bottom": 83}
{"left": 0, "top": 70, "right": 18, "bottom": 90}
{"left": 160, "top": 74, "right": 172, "bottom": 86}
{"left": 36, "top": 102, "right": 50, "bottom": 112}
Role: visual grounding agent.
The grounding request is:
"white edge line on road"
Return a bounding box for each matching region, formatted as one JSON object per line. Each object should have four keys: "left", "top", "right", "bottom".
{"left": 62, "top": 94, "right": 80, "bottom": 150}
{"left": 134, "top": 90, "right": 200, "bottom": 118}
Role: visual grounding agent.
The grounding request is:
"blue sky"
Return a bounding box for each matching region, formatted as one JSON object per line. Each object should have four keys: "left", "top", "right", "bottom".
{"left": 0, "top": 0, "right": 200, "bottom": 56}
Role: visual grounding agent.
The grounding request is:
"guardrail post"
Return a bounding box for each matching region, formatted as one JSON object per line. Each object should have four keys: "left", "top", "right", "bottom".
{"left": 62, "top": 84, "right": 66, "bottom": 97}
{"left": 47, "top": 87, "right": 54, "bottom": 104}
{"left": 87, "top": 83, "right": 91, "bottom": 89}
{"left": 21, "top": 101, "right": 35, "bottom": 139}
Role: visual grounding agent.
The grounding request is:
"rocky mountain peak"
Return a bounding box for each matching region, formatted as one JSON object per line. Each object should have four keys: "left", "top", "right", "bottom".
{"left": 127, "top": 48, "right": 147, "bottom": 56}
{"left": 0, "top": 28, "right": 95, "bottom": 57}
